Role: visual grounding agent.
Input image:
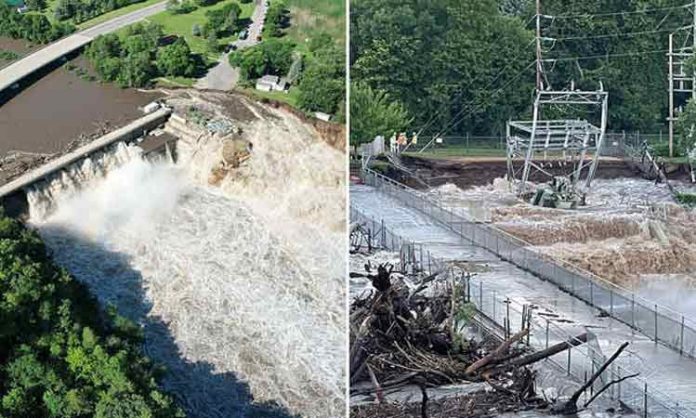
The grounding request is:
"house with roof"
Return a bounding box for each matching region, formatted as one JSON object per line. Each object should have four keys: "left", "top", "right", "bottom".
{"left": 255, "top": 75, "right": 289, "bottom": 93}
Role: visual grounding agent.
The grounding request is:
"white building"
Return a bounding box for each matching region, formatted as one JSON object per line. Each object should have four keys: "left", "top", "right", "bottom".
{"left": 255, "top": 75, "right": 289, "bottom": 93}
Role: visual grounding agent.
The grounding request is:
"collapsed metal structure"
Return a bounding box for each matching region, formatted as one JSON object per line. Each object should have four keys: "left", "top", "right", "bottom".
{"left": 506, "top": 87, "right": 609, "bottom": 198}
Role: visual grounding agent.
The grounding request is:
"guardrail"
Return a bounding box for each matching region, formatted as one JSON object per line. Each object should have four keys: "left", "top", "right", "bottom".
{"left": 359, "top": 167, "right": 696, "bottom": 363}
{"left": 350, "top": 205, "right": 696, "bottom": 417}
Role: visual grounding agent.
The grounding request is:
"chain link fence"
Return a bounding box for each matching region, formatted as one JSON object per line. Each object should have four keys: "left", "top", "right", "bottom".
{"left": 350, "top": 204, "right": 696, "bottom": 417}
{"left": 359, "top": 168, "right": 696, "bottom": 363}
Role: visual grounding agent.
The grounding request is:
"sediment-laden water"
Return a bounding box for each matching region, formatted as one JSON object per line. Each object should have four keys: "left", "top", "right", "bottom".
{"left": 26, "top": 106, "right": 346, "bottom": 417}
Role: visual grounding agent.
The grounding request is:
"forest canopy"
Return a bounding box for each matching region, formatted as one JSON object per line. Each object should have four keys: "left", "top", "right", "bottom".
{"left": 0, "top": 214, "right": 183, "bottom": 418}
{"left": 351, "top": 0, "right": 690, "bottom": 143}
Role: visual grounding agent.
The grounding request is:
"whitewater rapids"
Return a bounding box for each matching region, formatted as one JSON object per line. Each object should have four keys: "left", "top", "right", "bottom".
{"left": 26, "top": 102, "right": 346, "bottom": 417}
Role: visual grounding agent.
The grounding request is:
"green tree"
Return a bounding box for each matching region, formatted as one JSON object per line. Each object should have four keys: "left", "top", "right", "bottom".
{"left": 229, "top": 38, "right": 294, "bottom": 81}
{"left": 117, "top": 51, "right": 154, "bottom": 87}
{"left": 206, "top": 30, "right": 219, "bottom": 53}
{"left": 156, "top": 38, "right": 195, "bottom": 77}
{"left": 298, "top": 45, "right": 344, "bottom": 115}
{"left": 350, "top": 81, "right": 412, "bottom": 145}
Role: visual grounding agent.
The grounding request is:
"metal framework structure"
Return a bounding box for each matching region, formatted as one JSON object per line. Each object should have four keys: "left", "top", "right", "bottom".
{"left": 668, "top": 34, "right": 695, "bottom": 157}
{"left": 506, "top": 88, "right": 609, "bottom": 195}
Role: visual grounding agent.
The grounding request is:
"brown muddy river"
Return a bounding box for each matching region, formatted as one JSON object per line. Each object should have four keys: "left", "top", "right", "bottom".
{"left": 0, "top": 56, "right": 160, "bottom": 156}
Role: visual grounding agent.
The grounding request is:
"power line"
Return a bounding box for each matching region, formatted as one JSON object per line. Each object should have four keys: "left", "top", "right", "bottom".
{"left": 552, "top": 2, "right": 692, "bottom": 20}
{"left": 414, "top": 40, "right": 535, "bottom": 135}
{"left": 542, "top": 49, "right": 671, "bottom": 62}
{"left": 432, "top": 60, "right": 536, "bottom": 138}
{"left": 554, "top": 25, "right": 691, "bottom": 41}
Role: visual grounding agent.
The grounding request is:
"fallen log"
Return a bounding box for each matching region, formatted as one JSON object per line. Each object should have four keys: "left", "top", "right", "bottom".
{"left": 555, "top": 341, "right": 634, "bottom": 414}
{"left": 483, "top": 333, "right": 589, "bottom": 378}
{"left": 465, "top": 328, "right": 529, "bottom": 375}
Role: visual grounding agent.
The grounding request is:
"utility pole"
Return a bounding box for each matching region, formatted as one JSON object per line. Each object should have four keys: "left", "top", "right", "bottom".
{"left": 536, "top": 0, "right": 542, "bottom": 92}
{"left": 669, "top": 33, "right": 675, "bottom": 158}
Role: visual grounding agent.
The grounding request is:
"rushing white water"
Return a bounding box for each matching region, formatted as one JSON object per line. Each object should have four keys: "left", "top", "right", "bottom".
{"left": 27, "top": 106, "right": 346, "bottom": 418}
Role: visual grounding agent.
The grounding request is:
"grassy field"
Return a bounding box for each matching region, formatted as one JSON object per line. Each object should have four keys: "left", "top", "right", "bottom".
{"left": 77, "top": 0, "right": 165, "bottom": 29}
{"left": 285, "top": 0, "right": 344, "bottom": 50}
{"left": 245, "top": 86, "right": 301, "bottom": 107}
{"left": 147, "top": 0, "right": 255, "bottom": 59}
{"left": 404, "top": 146, "right": 507, "bottom": 159}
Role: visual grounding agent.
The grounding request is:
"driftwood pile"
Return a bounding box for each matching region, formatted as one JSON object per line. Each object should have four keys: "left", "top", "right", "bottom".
{"left": 350, "top": 262, "right": 636, "bottom": 417}
{"left": 350, "top": 262, "right": 548, "bottom": 416}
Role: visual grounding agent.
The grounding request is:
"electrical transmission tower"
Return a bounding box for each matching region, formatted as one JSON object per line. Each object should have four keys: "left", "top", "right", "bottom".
{"left": 506, "top": 1, "right": 609, "bottom": 203}
{"left": 667, "top": 1, "right": 696, "bottom": 157}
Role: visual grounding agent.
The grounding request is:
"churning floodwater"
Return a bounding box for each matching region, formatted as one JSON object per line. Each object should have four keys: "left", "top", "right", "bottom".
{"left": 26, "top": 104, "right": 346, "bottom": 418}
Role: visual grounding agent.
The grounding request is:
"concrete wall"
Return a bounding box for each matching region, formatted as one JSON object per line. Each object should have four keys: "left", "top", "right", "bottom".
{"left": 0, "top": 108, "right": 172, "bottom": 218}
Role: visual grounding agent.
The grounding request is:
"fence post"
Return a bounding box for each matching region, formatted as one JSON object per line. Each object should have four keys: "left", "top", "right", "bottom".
{"left": 590, "top": 281, "right": 594, "bottom": 306}
{"left": 506, "top": 299, "right": 511, "bottom": 339}
{"left": 681, "top": 315, "right": 685, "bottom": 355}
{"left": 643, "top": 383, "right": 648, "bottom": 418}
{"left": 610, "top": 289, "right": 614, "bottom": 316}
{"left": 545, "top": 319, "right": 550, "bottom": 351}
{"left": 567, "top": 346, "right": 572, "bottom": 375}
{"left": 632, "top": 295, "right": 635, "bottom": 328}
{"left": 654, "top": 304, "right": 658, "bottom": 344}
{"left": 492, "top": 291, "right": 497, "bottom": 321}
{"left": 479, "top": 280, "right": 483, "bottom": 309}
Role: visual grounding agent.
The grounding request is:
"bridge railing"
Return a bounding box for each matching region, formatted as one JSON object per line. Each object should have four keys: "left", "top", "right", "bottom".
{"left": 350, "top": 205, "right": 696, "bottom": 418}
{"left": 359, "top": 167, "right": 696, "bottom": 363}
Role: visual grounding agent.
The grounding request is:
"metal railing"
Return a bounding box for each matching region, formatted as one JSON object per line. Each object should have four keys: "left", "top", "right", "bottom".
{"left": 350, "top": 206, "right": 696, "bottom": 417}
{"left": 359, "top": 167, "right": 696, "bottom": 363}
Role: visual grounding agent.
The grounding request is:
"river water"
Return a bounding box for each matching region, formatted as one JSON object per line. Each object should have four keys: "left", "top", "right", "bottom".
{"left": 0, "top": 56, "right": 157, "bottom": 156}
{"left": 25, "top": 103, "right": 346, "bottom": 418}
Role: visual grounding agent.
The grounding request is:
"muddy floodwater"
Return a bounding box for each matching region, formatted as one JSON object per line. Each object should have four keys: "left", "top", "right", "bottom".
{"left": 0, "top": 56, "right": 159, "bottom": 156}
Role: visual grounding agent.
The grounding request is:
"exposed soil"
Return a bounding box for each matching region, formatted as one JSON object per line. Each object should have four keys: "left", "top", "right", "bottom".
{"left": 397, "top": 155, "right": 694, "bottom": 190}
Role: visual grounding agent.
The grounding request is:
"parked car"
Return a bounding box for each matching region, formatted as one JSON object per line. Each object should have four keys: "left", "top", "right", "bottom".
{"left": 224, "top": 44, "right": 237, "bottom": 53}
{"left": 239, "top": 29, "right": 248, "bottom": 40}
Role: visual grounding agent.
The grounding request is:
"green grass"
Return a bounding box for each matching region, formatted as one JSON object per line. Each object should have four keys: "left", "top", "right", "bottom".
{"left": 245, "top": 85, "right": 301, "bottom": 107}
{"left": 285, "top": 0, "right": 344, "bottom": 51}
{"left": 147, "top": 0, "right": 254, "bottom": 59}
{"left": 76, "top": 0, "right": 165, "bottom": 29}
{"left": 155, "top": 75, "right": 196, "bottom": 87}
{"left": 405, "top": 146, "right": 507, "bottom": 159}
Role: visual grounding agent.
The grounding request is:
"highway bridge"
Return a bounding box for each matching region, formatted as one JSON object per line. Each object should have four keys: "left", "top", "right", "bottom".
{"left": 0, "top": 1, "right": 167, "bottom": 93}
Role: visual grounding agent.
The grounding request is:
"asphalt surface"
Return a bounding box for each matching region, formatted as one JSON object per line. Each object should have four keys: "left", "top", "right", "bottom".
{"left": 0, "top": 1, "right": 167, "bottom": 93}
{"left": 195, "top": 0, "right": 268, "bottom": 90}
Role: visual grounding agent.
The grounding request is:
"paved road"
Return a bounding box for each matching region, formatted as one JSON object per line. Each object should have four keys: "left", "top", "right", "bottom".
{"left": 0, "top": 1, "right": 167, "bottom": 93}
{"left": 195, "top": 0, "right": 268, "bottom": 90}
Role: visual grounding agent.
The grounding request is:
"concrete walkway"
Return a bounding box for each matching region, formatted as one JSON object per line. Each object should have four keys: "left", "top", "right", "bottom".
{"left": 0, "top": 1, "right": 167, "bottom": 93}
{"left": 351, "top": 183, "right": 696, "bottom": 415}
{"left": 195, "top": 0, "right": 268, "bottom": 90}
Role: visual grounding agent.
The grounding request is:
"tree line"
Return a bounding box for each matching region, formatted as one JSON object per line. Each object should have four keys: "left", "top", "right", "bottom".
{"left": 0, "top": 4, "right": 74, "bottom": 43}
{"left": 229, "top": 0, "right": 345, "bottom": 118}
{"left": 0, "top": 214, "right": 184, "bottom": 418}
{"left": 86, "top": 23, "right": 197, "bottom": 87}
{"left": 350, "top": 0, "right": 691, "bottom": 147}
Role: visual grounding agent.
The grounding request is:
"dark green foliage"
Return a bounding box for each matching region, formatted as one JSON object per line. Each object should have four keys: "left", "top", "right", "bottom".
{"left": 195, "top": 0, "right": 220, "bottom": 7}
{"left": 53, "top": 0, "right": 148, "bottom": 24}
{"left": 351, "top": 0, "right": 533, "bottom": 136}
{"left": 203, "top": 2, "right": 242, "bottom": 37}
{"left": 86, "top": 23, "right": 196, "bottom": 87}
{"left": 167, "top": 0, "right": 197, "bottom": 14}
{"left": 229, "top": 38, "right": 294, "bottom": 81}
{"left": 676, "top": 192, "right": 696, "bottom": 206}
{"left": 298, "top": 44, "right": 345, "bottom": 115}
{"left": 264, "top": 0, "right": 288, "bottom": 38}
{"left": 0, "top": 4, "right": 74, "bottom": 43}
{"left": 156, "top": 38, "right": 196, "bottom": 76}
{"left": 350, "top": 81, "right": 411, "bottom": 145}
{"left": 0, "top": 215, "right": 184, "bottom": 418}
{"left": 352, "top": 0, "right": 686, "bottom": 136}
{"left": 24, "top": 0, "right": 47, "bottom": 11}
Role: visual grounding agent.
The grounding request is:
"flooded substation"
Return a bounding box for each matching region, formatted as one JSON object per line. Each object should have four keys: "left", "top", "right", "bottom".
{"left": 349, "top": 154, "right": 696, "bottom": 417}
